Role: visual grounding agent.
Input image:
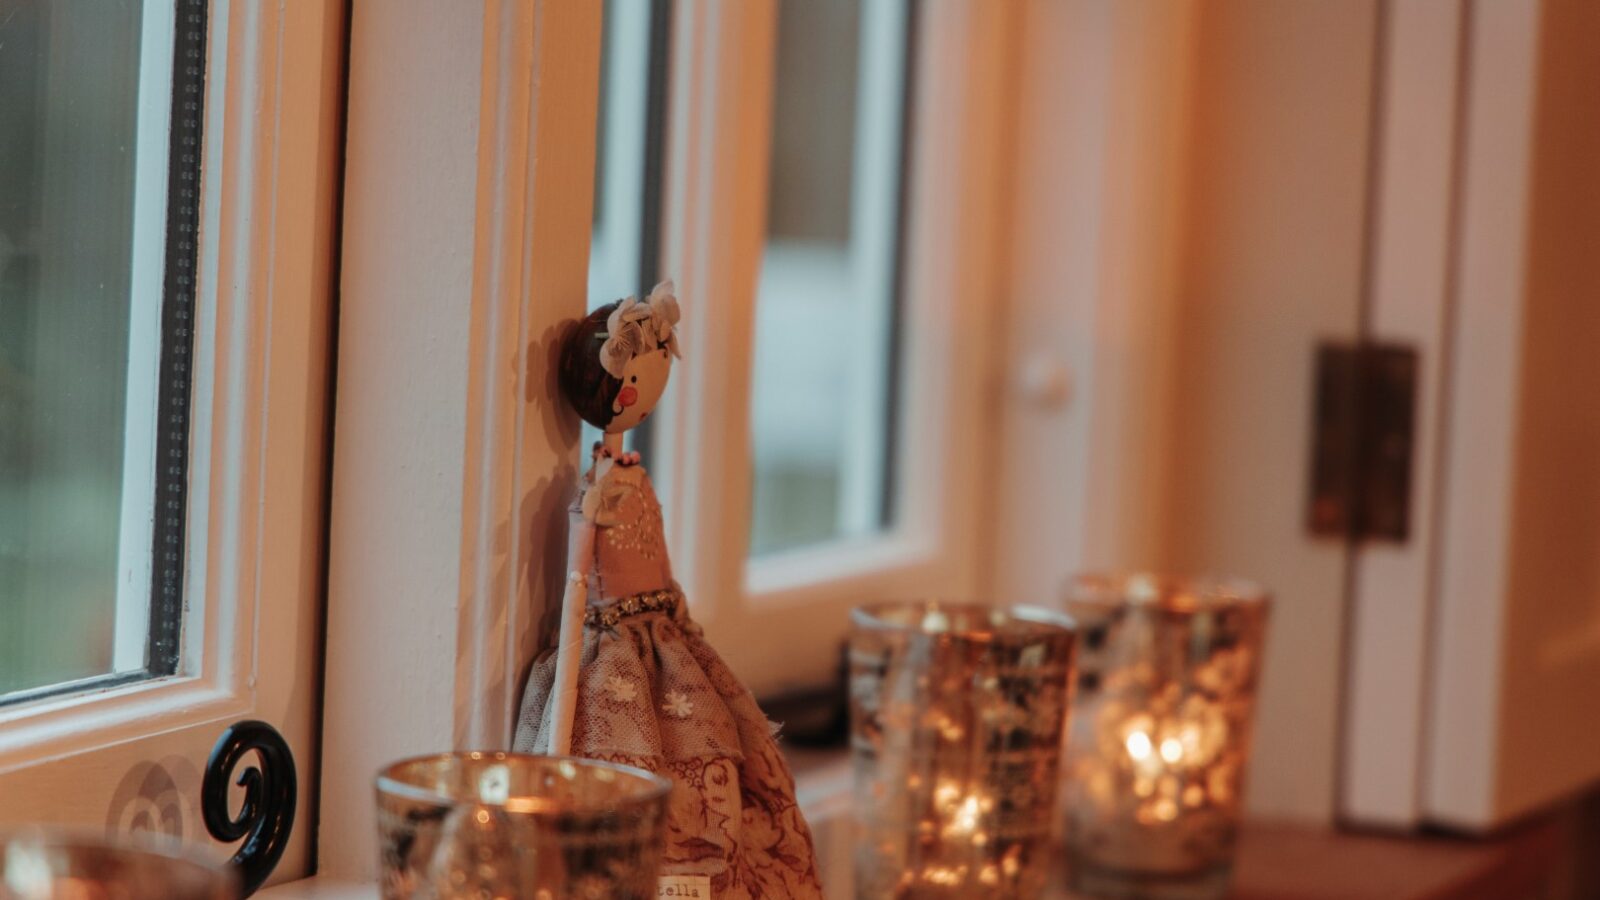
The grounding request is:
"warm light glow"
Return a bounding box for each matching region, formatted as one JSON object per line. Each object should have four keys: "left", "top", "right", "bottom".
{"left": 1159, "top": 737, "right": 1184, "bottom": 764}
{"left": 1125, "top": 730, "right": 1154, "bottom": 761}
{"left": 949, "top": 795, "right": 982, "bottom": 836}
{"left": 478, "top": 763, "right": 511, "bottom": 804}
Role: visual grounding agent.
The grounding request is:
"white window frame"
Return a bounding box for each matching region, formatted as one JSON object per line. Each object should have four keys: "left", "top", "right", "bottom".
{"left": 0, "top": 0, "right": 343, "bottom": 887}
{"left": 652, "top": 0, "right": 1018, "bottom": 699}
{"left": 311, "top": 0, "right": 1019, "bottom": 883}
{"left": 315, "top": 0, "right": 602, "bottom": 882}
{"left": 297, "top": 0, "right": 1077, "bottom": 892}
{"left": 112, "top": 0, "right": 180, "bottom": 674}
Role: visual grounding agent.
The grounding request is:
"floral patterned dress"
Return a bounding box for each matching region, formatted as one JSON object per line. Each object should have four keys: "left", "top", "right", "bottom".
{"left": 514, "top": 462, "right": 823, "bottom": 899}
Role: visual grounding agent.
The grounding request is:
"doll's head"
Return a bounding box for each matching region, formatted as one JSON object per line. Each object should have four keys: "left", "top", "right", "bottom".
{"left": 558, "top": 281, "right": 680, "bottom": 433}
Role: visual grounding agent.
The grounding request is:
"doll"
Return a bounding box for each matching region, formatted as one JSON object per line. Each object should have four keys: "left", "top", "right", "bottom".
{"left": 514, "top": 282, "right": 823, "bottom": 899}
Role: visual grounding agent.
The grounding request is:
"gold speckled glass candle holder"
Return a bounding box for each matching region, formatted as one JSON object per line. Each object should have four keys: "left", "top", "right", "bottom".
{"left": 0, "top": 831, "right": 236, "bottom": 899}
{"left": 375, "top": 752, "right": 670, "bottom": 900}
{"left": 849, "top": 602, "right": 1077, "bottom": 899}
{"left": 1062, "top": 574, "right": 1270, "bottom": 900}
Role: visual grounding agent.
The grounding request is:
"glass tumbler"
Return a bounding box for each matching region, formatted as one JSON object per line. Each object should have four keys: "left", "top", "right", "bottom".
{"left": 375, "top": 752, "right": 671, "bottom": 899}
{"left": 0, "top": 830, "right": 236, "bottom": 899}
{"left": 1062, "top": 574, "right": 1270, "bottom": 900}
{"left": 849, "top": 602, "right": 1077, "bottom": 899}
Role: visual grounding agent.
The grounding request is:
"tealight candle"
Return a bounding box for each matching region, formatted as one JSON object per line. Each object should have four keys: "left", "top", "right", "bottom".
{"left": 374, "top": 752, "right": 671, "bottom": 899}
{"left": 1062, "top": 574, "right": 1270, "bottom": 900}
{"left": 849, "top": 602, "right": 1077, "bottom": 899}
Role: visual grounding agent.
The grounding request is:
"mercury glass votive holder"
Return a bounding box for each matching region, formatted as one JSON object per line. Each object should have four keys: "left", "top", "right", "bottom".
{"left": 1062, "top": 574, "right": 1270, "bottom": 900}
{"left": 0, "top": 830, "right": 236, "bottom": 899}
{"left": 849, "top": 601, "right": 1078, "bottom": 899}
{"left": 375, "top": 752, "right": 671, "bottom": 900}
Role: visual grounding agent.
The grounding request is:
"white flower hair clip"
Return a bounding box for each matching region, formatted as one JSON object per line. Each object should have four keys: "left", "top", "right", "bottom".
{"left": 599, "top": 280, "right": 681, "bottom": 380}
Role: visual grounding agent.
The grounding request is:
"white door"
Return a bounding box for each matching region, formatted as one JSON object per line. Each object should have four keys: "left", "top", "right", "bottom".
{"left": 1327, "top": 0, "right": 1600, "bottom": 833}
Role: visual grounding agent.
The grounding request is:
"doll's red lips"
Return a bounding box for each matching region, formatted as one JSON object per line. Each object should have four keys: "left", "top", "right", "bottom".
{"left": 618, "top": 386, "right": 639, "bottom": 407}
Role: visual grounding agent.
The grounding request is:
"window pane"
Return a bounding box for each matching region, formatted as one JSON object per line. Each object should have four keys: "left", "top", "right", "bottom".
{"left": 586, "top": 0, "right": 669, "bottom": 458}
{"left": 748, "top": 0, "right": 910, "bottom": 556}
{"left": 0, "top": 0, "right": 198, "bottom": 702}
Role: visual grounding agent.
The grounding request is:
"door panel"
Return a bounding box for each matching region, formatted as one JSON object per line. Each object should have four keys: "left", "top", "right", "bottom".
{"left": 1155, "top": 0, "right": 1377, "bottom": 824}
{"left": 1341, "top": 0, "right": 1464, "bottom": 830}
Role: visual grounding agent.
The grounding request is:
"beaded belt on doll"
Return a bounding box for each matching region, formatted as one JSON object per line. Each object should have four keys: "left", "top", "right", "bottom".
{"left": 583, "top": 588, "right": 683, "bottom": 629}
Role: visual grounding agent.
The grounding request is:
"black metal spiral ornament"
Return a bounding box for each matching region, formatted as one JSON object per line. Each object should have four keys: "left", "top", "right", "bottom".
{"left": 202, "top": 720, "right": 297, "bottom": 897}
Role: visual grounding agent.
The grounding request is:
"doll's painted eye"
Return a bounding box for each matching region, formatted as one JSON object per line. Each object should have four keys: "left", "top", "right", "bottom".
{"left": 631, "top": 375, "right": 637, "bottom": 383}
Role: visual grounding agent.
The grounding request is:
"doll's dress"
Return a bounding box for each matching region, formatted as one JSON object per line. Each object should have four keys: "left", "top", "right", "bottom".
{"left": 513, "top": 462, "right": 823, "bottom": 899}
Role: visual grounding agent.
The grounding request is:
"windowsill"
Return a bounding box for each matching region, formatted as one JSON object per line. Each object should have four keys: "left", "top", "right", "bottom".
{"left": 252, "top": 751, "right": 855, "bottom": 900}
{"left": 257, "top": 750, "right": 1569, "bottom": 900}
{"left": 255, "top": 877, "right": 373, "bottom": 899}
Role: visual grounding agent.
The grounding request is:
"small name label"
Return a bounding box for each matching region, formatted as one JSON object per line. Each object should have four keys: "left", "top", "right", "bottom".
{"left": 657, "top": 875, "right": 711, "bottom": 897}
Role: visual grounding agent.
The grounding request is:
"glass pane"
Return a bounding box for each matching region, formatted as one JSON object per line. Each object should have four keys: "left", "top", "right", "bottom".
{"left": 748, "top": 0, "right": 910, "bottom": 555}
{"left": 586, "top": 0, "right": 669, "bottom": 459}
{"left": 0, "top": 0, "right": 197, "bottom": 702}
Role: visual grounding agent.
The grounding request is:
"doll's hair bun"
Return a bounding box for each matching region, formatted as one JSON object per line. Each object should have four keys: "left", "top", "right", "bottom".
{"left": 559, "top": 282, "right": 681, "bottom": 429}
{"left": 559, "top": 303, "right": 624, "bottom": 429}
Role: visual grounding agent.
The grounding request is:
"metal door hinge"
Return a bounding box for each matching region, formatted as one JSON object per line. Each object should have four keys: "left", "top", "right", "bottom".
{"left": 1308, "top": 341, "right": 1419, "bottom": 542}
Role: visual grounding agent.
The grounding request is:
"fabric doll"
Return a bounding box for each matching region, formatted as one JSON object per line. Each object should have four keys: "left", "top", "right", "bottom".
{"left": 514, "top": 282, "right": 823, "bottom": 899}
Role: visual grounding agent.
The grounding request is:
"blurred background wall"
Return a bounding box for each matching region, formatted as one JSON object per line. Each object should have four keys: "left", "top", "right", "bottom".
{"left": 994, "top": 0, "right": 1600, "bottom": 830}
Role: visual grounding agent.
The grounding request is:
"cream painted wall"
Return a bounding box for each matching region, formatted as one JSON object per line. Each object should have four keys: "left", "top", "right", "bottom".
{"left": 980, "top": 0, "right": 1600, "bottom": 828}
{"left": 1155, "top": 0, "right": 1378, "bottom": 823}
{"left": 1494, "top": 0, "right": 1600, "bottom": 821}
{"left": 994, "top": 0, "right": 1382, "bottom": 825}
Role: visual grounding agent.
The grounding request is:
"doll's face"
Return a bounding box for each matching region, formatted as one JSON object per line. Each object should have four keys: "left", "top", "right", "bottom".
{"left": 606, "top": 346, "right": 672, "bottom": 433}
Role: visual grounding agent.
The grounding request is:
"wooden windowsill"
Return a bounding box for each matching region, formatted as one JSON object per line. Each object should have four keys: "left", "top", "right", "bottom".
{"left": 789, "top": 746, "right": 1571, "bottom": 900}
{"left": 1217, "top": 817, "right": 1564, "bottom": 900}
{"left": 258, "top": 751, "right": 1572, "bottom": 900}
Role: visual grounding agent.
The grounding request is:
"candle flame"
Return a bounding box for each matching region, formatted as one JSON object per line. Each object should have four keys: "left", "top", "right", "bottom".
{"left": 950, "top": 795, "right": 982, "bottom": 835}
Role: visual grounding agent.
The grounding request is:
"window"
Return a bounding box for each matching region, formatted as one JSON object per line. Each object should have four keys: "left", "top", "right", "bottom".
{"left": 589, "top": 0, "right": 668, "bottom": 313}
{"left": 308, "top": 0, "right": 1016, "bottom": 883}
{"left": 558, "top": 0, "right": 1014, "bottom": 697}
{"left": 0, "top": 0, "right": 1117, "bottom": 892}
{"left": 0, "top": 0, "right": 200, "bottom": 704}
{"left": 639, "top": 1, "right": 1009, "bottom": 698}
{"left": 588, "top": 1, "right": 916, "bottom": 560}
{"left": 748, "top": 0, "right": 910, "bottom": 556}
{"left": 0, "top": 3, "right": 341, "bottom": 886}
{"left": 584, "top": 0, "right": 672, "bottom": 460}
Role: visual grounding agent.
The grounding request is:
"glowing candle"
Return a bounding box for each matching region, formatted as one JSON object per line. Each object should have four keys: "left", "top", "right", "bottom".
{"left": 850, "top": 602, "right": 1077, "bottom": 898}
{"left": 1063, "top": 574, "right": 1270, "bottom": 900}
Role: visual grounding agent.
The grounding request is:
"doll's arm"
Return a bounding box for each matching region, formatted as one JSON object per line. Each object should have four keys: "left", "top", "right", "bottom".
{"left": 547, "top": 518, "right": 595, "bottom": 756}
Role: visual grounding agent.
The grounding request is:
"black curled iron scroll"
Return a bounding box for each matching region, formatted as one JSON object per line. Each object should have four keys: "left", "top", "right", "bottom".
{"left": 202, "top": 720, "right": 297, "bottom": 897}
